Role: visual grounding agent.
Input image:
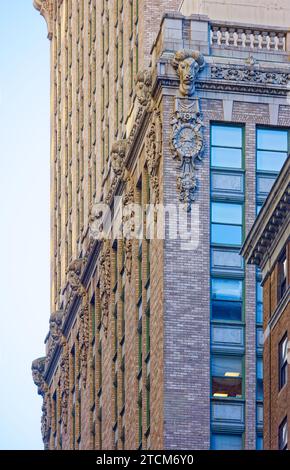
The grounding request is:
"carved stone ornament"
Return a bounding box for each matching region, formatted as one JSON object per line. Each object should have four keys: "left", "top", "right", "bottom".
{"left": 41, "top": 392, "right": 51, "bottom": 450}
{"left": 60, "top": 346, "right": 69, "bottom": 431}
{"left": 79, "top": 298, "right": 89, "bottom": 387}
{"left": 173, "top": 50, "right": 205, "bottom": 97}
{"left": 32, "top": 357, "right": 51, "bottom": 449}
{"left": 135, "top": 69, "right": 152, "bottom": 107}
{"left": 67, "top": 258, "right": 85, "bottom": 294}
{"left": 145, "top": 109, "right": 162, "bottom": 205}
{"left": 99, "top": 243, "right": 111, "bottom": 336}
{"left": 122, "top": 178, "right": 135, "bottom": 281}
{"left": 32, "top": 357, "right": 46, "bottom": 396}
{"left": 33, "top": 0, "right": 54, "bottom": 40}
{"left": 171, "top": 98, "right": 204, "bottom": 211}
{"left": 106, "top": 140, "right": 127, "bottom": 204}
{"left": 211, "top": 65, "right": 290, "bottom": 86}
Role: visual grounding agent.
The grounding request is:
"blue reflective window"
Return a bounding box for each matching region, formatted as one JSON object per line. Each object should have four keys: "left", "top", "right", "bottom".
{"left": 257, "top": 129, "right": 288, "bottom": 152}
{"left": 257, "top": 357, "right": 263, "bottom": 400}
{"left": 211, "top": 203, "right": 243, "bottom": 246}
{"left": 257, "top": 128, "right": 288, "bottom": 172}
{"left": 256, "top": 282, "right": 263, "bottom": 324}
{"left": 212, "top": 126, "right": 243, "bottom": 148}
{"left": 211, "top": 434, "right": 243, "bottom": 450}
{"left": 212, "top": 148, "right": 242, "bottom": 169}
{"left": 212, "top": 279, "right": 243, "bottom": 301}
{"left": 212, "top": 355, "right": 243, "bottom": 398}
{"left": 257, "top": 151, "right": 287, "bottom": 172}
{"left": 211, "top": 125, "right": 243, "bottom": 169}
{"left": 212, "top": 203, "right": 242, "bottom": 225}
{"left": 212, "top": 279, "right": 243, "bottom": 322}
{"left": 256, "top": 436, "right": 263, "bottom": 450}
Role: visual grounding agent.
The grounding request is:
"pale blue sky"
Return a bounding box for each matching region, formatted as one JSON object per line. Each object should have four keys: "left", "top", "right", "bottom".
{"left": 0, "top": 0, "right": 50, "bottom": 449}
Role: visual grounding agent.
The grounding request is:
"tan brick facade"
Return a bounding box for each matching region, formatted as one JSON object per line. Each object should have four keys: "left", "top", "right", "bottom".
{"left": 32, "top": 0, "right": 290, "bottom": 451}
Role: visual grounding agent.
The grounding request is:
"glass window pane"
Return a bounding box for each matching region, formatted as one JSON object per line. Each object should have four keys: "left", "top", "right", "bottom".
{"left": 212, "top": 376, "right": 242, "bottom": 398}
{"left": 257, "top": 151, "right": 287, "bottom": 172}
{"left": 212, "top": 279, "right": 243, "bottom": 301}
{"left": 212, "top": 203, "right": 242, "bottom": 225}
{"left": 257, "top": 358, "right": 263, "bottom": 380}
{"left": 212, "top": 300, "right": 242, "bottom": 322}
{"left": 257, "top": 129, "right": 288, "bottom": 152}
{"left": 212, "top": 249, "right": 243, "bottom": 270}
{"left": 257, "top": 283, "right": 263, "bottom": 303}
{"left": 212, "top": 126, "right": 242, "bottom": 148}
{"left": 256, "top": 436, "right": 263, "bottom": 450}
{"left": 212, "top": 356, "right": 242, "bottom": 376}
{"left": 211, "top": 147, "right": 242, "bottom": 168}
{"left": 212, "top": 434, "right": 243, "bottom": 450}
{"left": 212, "top": 224, "right": 242, "bottom": 245}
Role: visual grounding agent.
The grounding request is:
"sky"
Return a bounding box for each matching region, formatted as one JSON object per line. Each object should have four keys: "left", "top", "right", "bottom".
{"left": 0, "top": 0, "right": 50, "bottom": 449}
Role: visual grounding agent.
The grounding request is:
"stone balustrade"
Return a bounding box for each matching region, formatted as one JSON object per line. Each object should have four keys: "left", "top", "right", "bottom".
{"left": 210, "top": 22, "right": 287, "bottom": 51}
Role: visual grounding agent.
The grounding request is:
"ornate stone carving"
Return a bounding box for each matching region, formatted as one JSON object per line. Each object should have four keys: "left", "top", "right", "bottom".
{"left": 79, "top": 298, "right": 89, "bottom": 387}
{"left": 145, "top": 109, "right": 162, "bottom": 205}
{"left": 67, "top": 258, "right": 85, "bottom": 295}
{"left": 127, "top": 70, "right": 152, "bottom": 147}
{"left": 32, "top": 357, "right": 51, "bottom": 449}
{"left": 32, "top": 357, "right": 46, "bottom": 396}
{"left": 211, "top": 65, "right": 290, "bottom": 86}
{"left": 46, "top": 310, "right": 63, "bottom": 367}
{"left": 99, "top": 243, "right": 111, "bottom": 335}
{"left": 41, "top": 392, "right": 51, "bottom": 450}
{"left": 135, "top": 69, "right": 152, "bottom": 107}
{"left": 33, "top": 0, "right": 54, "bottom": 40}
{"left": 106, "top": 140, "right": 128, "bottom": 204}
{"left": 171, "top": 99, "right": 204, "bottom": 211}
{"left": 122, "top": 178, "right": 135, "bottom": 281}
{"left": 49, "top": 310, "right": 63, "bottom": 343}
{"left": 60, "top": 346, "right": 69, "bottom": 431}
{"left": 173, "top": 50, "right": 205, "bottom": 97}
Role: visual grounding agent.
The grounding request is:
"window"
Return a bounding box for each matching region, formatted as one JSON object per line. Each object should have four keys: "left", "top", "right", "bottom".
{"left": 211, "top": 433, "right": 243, "bottom": 450}
{"left": 256, "top": 435, "right": 263, "bottom": 450}
{"left": 212, "top": 356, "right": 243, "bottom": 398}
{"left": 257, "top": 357, "right": 263, "bottom": 401}
{"left": 256, "top": 282, "right": 263, "bottom": 324}
{"left": 257, "top": 128, "right": 288, "bottom": 173}
{"left": 211, "top": 125, "right": 243, "bottom": 169}
{"left": 279, "top": 417, "right": 288, "bottom": 450}
{"left": 278, "top": 250, "right": 287, "bottom": 302}
{"left": 211, "top": 202, "right": 243, "bottom": 246}
{"left": 279, "top": 334, "right": 288, "bottom": 390}
{"left": 212, "top": 278, "right": 243, "bottom": 322}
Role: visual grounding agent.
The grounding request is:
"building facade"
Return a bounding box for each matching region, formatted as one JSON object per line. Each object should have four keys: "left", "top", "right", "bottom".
{"left": 242, "top": 156, "right": 290, "bottom": 450}
{"left": 32, "top": 0, "right": 290, "bottom": 450}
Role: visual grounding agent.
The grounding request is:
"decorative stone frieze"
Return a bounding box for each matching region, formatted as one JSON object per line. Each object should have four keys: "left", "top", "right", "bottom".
{"left": 211, "top": 65, "right": 290, "bottom": 86}
{"left": 79, "top": 297, "right": 89, "bottom": 388}
{"left": 59, "top": 345, "right": 69, "bottom": 432}
{"left": 122, "top": 178, "right": 135, "bottom": 281}
{"left": 172, "top": 50, "right": 205, "bottom": 97}
{"left": 171, "top": 98, "right": 204, "bottom": 211}
{"left": 145, "top": 109, "right": 162, "bottom": 205}
{"left": 99, "top": 242, "right": 111, "bottom": 336}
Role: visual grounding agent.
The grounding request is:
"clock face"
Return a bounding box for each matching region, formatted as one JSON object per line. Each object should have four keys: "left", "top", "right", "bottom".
{"left": 175, "top": 126, "right": 196, "bottom": 157}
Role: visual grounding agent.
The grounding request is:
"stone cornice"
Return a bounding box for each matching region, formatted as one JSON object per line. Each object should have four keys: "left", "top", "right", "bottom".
{"left": 33, "top": 0, "right": 54, "bottom": 40}
{"left": 241, "top": 155, "right": 290, "bottom": 270}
